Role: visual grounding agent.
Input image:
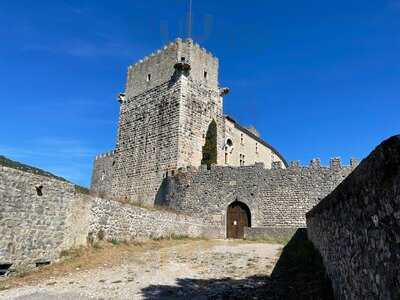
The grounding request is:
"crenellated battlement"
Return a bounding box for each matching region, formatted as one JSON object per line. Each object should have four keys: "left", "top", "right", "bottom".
{"left": 94, "top": 150, "right": 115, "bottom": 161}
{"left": 164, "top": 156, "right": 359, "bottom": 229}
{"left": 128, "top": 38, "right": 218, "bottom": 70}
{"left": 172, "top": 157, "right": 359, "bottom": 176}
{"left": 124, "top": 38, "right": 219, "bottom": 99}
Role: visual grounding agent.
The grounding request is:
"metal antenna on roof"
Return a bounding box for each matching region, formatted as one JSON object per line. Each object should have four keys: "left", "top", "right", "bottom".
{"left": 188, "top": 0, "right": 192, "bottom": 39}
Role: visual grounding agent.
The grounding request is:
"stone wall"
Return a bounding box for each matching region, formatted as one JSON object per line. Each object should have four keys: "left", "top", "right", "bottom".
{"left": 88, "top": 198, "right": 219, "bottom": 242}
{"left": 61, "top": 193, "right": 92, "bottom": 251}
{"left": 306, "top": 135, "right": 400, "bottom": 299}
{"left": 125, "top": 38, "right": 218, "bottom": 99}
{"left": 0, "top": 166, "right": 84, "bottom": 270}
{"left": 0, "top": 165, "right": 218, "bottom": 273}
{"left": 177, "top": 77, "right": 225, "bottom": 168}
{"left": 164, "top": 159, "right": 357, "bottom": 237}
{"left": 244, "top": 227, "right": 300, "bottom": 241}
{"left": 125, "top": 41, "right": 180, "bottom": 98}
{"left": 92, "top": 38, "right": 288, "bottom": 206}
{"left": 109, "top": 38, "right": 225, "bottom": 205}
{"left": 111, "top": 79, "right": 182, "bottom": 205}
{"left": 90, "top": 150, "right": 114, "bottom": 198}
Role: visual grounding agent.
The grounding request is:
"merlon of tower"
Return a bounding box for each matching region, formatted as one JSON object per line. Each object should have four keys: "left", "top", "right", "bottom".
{"left": 124, "top": 38, "right": 220, "bottom": 99}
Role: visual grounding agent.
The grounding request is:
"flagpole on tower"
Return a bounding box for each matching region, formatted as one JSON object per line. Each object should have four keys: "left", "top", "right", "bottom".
{"left": 188, "top": 0, "right": 192, "bottom": 39}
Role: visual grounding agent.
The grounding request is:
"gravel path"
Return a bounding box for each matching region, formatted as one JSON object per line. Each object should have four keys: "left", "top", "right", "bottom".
{"left": 0, "top": 240, "right": 282, "bottom": 300}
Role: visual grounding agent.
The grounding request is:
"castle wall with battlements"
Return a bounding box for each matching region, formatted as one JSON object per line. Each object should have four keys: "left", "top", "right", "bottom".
{"left": 90, "top": 150, "right": 114, "bottom": 198}
{"left": 91, "top": 39, "right": 291, "bottom": 205}
{"left": 163, "top": 158, "right": 358, "bottom": 237}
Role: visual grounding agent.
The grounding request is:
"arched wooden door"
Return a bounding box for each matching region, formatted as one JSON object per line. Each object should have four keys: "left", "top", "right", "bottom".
{"left": 227, "top": 201, "right": 251, "bottom": 239}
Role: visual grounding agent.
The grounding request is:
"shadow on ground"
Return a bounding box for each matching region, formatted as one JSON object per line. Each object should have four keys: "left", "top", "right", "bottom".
{"left": 140, "top": 229, "right": 334, "bottom": 300}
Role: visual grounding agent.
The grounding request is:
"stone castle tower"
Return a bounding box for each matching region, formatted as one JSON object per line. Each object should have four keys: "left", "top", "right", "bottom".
{"left": 110, "top": 38, "right": 227, "bottom": 204}
{"left": 91, "top": 38, "right": 287, "bottom": 205}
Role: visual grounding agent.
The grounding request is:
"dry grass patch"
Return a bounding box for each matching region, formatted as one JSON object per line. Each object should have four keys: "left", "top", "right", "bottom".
{"left": 0, "top": 239, "right": 202, "bottom": 290}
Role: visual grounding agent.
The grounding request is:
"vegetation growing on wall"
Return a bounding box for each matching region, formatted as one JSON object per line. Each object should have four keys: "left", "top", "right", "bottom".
{"left": 201, "top": 120, "right": 217, "bottom": 167}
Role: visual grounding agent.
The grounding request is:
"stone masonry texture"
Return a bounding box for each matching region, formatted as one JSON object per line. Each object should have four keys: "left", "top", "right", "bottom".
{"left": 88, "top": 198, "right": 218, "bottom": 242}
{"left": 90, "top": 151, "right": 114, "bottom": 198}
{"left": 110, "top": 38, "right": 225, "bottom": 205}
{"left": 243, "top": 227, "right": 300, "bottom": 241}
{"left": 92, "top": 38, "right": 286, "bottom": 205}
{"left": 306, "top": 135, "right": 400, "bottom": 300}
{"left": 0, "top": 166, "right": 85, "bottom": 270}
{"left": 0, "top": 165, "right": 217, "bottom": 272}
{"left": 163, "top": 159, "right": 357, "bottom": 238}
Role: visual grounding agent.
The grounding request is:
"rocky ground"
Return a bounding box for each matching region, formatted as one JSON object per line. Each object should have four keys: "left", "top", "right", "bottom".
{"left": 0, "top": 239, "right": 283, "bottom": 300}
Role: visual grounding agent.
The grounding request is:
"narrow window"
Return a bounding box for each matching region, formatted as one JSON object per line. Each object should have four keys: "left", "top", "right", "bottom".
{"left": 35, "top": 185, "right": 43, "bottom": 196}
{"left": 225, "top": 152, "right": 228, "bottom": 164}
{"left": 204, "top": 71, "right": 208, "bottom": 79}
{"left": 0, "top": 263, "right": 12, "bottom": 276}
{"left": 240, "top": 154, "right": 244, "bottom": 166}
{"left": 239, "top": 154, "right": 246, "bottom": 166}
{"left": 35, "top": 261, "right": 50, "bottom": 268}
{"left": 256, "top": 142, "right": 258, "bottom": 154}
{"left": 147, "top": 74, "right": 151, "bottom": 82}
{"left": 240, "top": 134, "right": 244, "bottom": 145}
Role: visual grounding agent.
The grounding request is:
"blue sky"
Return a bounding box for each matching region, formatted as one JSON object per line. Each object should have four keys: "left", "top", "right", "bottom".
{"left": 0, "top": 0, "right": 399, "bottom": 187}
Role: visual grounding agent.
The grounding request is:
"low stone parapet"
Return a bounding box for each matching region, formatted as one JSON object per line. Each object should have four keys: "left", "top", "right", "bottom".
{"left": 244, "top": 227, "right": 302, "bottom": 242}
{"left": 88, "top": 198, "right": 220, "bottom": 242}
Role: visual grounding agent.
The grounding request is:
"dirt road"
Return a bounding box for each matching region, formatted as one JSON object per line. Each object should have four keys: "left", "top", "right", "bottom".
{"left": 0, "top": 239, "right": 282, "bottom": 300}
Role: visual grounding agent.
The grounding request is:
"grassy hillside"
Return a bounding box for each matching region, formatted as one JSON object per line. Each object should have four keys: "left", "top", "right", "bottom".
{"left": 0, "top": 155, "right": 89, "bottom": 194}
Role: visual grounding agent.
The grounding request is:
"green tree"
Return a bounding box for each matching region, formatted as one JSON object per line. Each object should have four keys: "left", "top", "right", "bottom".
{"left": 201, "top": 120, "right": 217, "bottom": 167}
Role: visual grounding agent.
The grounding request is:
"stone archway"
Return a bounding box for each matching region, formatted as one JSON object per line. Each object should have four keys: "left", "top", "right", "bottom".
{"left": 226, "top": 201, "right": 251, "bottom": 239}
